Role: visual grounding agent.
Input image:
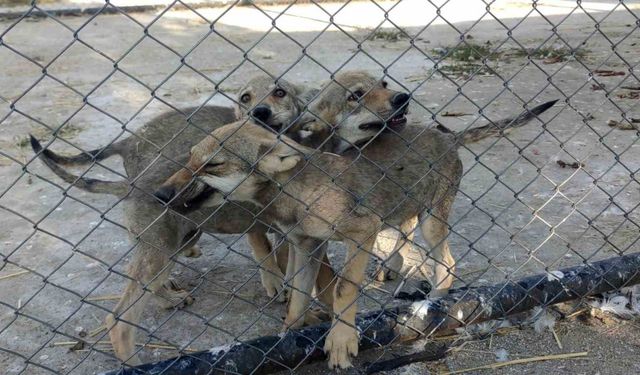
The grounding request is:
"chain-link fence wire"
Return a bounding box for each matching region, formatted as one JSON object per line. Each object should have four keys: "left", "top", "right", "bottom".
{"left": 1, "top": 0, "right": 640, "bottom": 373}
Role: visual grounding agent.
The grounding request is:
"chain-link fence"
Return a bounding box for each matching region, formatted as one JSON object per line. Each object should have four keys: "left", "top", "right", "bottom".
{"left": 1, "top": 0, "right": 640, "bottom": 374}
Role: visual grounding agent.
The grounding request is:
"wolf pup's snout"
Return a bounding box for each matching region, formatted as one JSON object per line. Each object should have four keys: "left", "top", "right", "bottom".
{"left": 391, "top": 92, "right": 410, "bottom": 110}
{"left": 154, "top": 185, "right": 176, "bottom": 204}
{"left": 251, "top": 105, "right": 272, "bottom": 123}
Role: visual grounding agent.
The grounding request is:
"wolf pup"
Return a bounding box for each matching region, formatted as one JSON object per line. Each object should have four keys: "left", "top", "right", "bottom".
{"left": 297, "top": 71, "right": 558, "bottom": 285}
{"left": 155, "top": 119, "right": 466, "bottom": 368}
{"left": 250, "top": 70, "right": 556, "bottom": 287}
{"left": 29, "top": 76, "right": 317, "bottom": 364}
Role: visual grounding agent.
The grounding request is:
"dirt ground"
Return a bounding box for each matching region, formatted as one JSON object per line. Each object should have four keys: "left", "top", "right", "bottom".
{"left": 1, "top": 0, "right": 640, "bottom": 374}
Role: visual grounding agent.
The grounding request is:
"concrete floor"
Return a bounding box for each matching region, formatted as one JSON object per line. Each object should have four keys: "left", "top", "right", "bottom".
{"left": 1, "top": 0, "right": 639, "bottom": 374}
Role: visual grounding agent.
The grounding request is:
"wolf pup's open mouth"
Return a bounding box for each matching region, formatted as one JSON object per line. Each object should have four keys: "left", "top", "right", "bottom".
{"left": 386, "top": 113, "right": 407, "bottom": 131}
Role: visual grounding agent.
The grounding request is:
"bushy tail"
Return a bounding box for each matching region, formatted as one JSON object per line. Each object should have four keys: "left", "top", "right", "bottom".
{"left": 457, "top": 99, "right": 558, "bottom": 144}
{"left": 30, "top": 135, "right": 130, "bottom": 197}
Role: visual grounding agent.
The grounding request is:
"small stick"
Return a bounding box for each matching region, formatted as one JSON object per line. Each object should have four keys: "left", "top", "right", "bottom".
{"left": 85, "top": 294, "right": 121, "bottom": 302}
{"left": 88, "top": 325, "right": 106, "bottom": 337}
{"left": 53, "top": 340, "right": 198, "bottom": 352}
{"left": 0, "top": 270, "right": 30, "bottom": 281}
{"left": 53, "top": 341, "right": 95, "bottom": 346}
{"left": 551, "top": 327, "right": 563, "bottom": 349}
{"left": 75, "top": 344, "right": 199, "bottom": 352}
{"left": 488, "top": 334, "right": 493, "bottom": 349}
{"left": 141, "top": 343, "right": 199, "bottom": 352}
{"left": 566, "top": 308, "right": 588, "bottom": 319}
{"left": 441, "top": 351, "right": 588, "bottom": 375}
{"left": 90, "top": 314, "right": 102, "bottom": 325}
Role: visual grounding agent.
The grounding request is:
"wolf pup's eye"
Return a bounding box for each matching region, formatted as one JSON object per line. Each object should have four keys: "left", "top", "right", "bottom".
{"left": 240, "top": 93, "right": 251, "bottom": 103}
{"left": 273, "top": 88, "right": 286, "bottom": 98}
{"left": 204, "top": 162, "right": 224, "bottom": 173}
{"left": 348, "top": 89, "right": 364, "bottom": 102}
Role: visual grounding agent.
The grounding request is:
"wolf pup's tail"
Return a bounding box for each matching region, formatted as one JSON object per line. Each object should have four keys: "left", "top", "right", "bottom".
{"left": 458, "top": 99, "right": 558, "bottom": 144}
{"left": 30, "top": 135, "right": 130, "bottom": 198}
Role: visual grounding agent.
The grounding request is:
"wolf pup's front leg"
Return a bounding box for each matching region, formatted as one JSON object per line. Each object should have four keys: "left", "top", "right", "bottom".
{"left": 324, "top": 236, "right": 374, "bottom": 369}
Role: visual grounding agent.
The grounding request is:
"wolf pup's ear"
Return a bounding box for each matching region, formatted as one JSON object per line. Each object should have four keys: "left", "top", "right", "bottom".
{"left": 299, "top": 87, "right": 320, "bottom": 105}
{"left": 257, "top": 138, "right": 305, "bottom": 175}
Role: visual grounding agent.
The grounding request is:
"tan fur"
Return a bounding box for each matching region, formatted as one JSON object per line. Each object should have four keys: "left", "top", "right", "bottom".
{"left": 157, "top": 121, "right": 465, "bottom": 368}
{"left": 300, "top": 71, "right": 557, "bottom": 282}
{"left": 298, "top": 71, "right": 409, "bottom": 153}
{"left": 33, "top": 70, "right": 554, "bottom": 366}
{"left": 30, "top": 76, "right": 320, "bottom": 365}
{"left": 156, "top": 73, "right": 555, "bottom": 369}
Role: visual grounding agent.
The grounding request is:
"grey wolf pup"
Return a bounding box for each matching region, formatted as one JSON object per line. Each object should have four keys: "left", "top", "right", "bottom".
{"left": 253, "top": 70, "right": 557, "bottom": 285}
{"left": 155, "top": 92, "right": 556, "bottom": 368}
{"left": 29, "top": 77, "right": 315, "bottom": 364}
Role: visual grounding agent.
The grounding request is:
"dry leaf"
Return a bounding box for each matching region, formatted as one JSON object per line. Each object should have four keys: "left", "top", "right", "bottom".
{"left": 441, "top": 111, "right": 473, "bottom": 117}
{"left": 543, "top": 56, "right": 564, "bottom": 64}
{"left": 607, "top": 119, "right": 639, "bottom": 130}
{"left": 616, "top": 91, "right": 640, "bottom": 99}
{"left": 594, "top": 69, "right": 625, "bottom": 77}
{"left": 557, "top": 160, "right": 584, "bottom": 169}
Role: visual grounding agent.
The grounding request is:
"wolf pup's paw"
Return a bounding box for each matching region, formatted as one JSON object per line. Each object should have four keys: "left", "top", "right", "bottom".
{"left": 181, "top": 244, "right": 202, "bottom": 258}
{"left": 324, "top": 323, "right": 359, "bottom": 369}
{"left": 158, "top": 279, "right": 194, "bottom": 309}
{"left": 260, "top": 269, "right": 287, "bottom": 303}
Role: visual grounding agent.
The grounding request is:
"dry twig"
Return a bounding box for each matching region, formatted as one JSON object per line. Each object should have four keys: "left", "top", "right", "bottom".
{"left": 441, "top": 351, "right": 588, "bottom": 374}
{"left": 0, "top": 270, "right": 30, "bottom": 281}
{"left": 85, "top": 294, "right": 121, "bottom": 302}
{"left": 565, "top": 308, "right": 588, "bottom": 319}
{"left": 53, "top": 340, "right": 199, "bottom": 352}
{"left": 88, "top": 325, "right": 106, "bottom": 337}
{"left": 551, "top": 327, "right": 563, "bottom": 349}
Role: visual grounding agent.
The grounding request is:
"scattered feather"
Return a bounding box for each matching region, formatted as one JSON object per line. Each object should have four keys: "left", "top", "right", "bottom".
{"left": 410, "top": 337, "right": 428, "bottom": 353}
{"left": 411, "top": 300, "right": 432, "bottom": 320}
{"left": 495, "top": 348, "right": 509, "bottom": 362}
{"left": 530, "top": 307, "right": 557, "bottom": 333}
{"left": 619, "top": 285, "right": 640, "bottom": 314}
{"left": 546, "top": 270, "right": 565, "bottom": 282}
{"left": 589, "top": 293, "right": 636, "bottom": 318}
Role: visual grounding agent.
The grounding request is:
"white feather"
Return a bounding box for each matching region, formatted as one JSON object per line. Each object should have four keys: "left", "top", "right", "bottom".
{"left": 589, "top": 293, "right": 636, "bottom": 318}
{"left": 531, "top": 307, "right": 556, "bottom": 333}
{"left": 621, "top": 285, "right": 640, "bottom": 314}
{"left": 410, "top": 300, "right": 432, "bottom": 320}
{"left": 495, "top": 348, "right": 509, "bottom": 362}
{"left": 546, "top": 270, "right": 564, "bottom": 282}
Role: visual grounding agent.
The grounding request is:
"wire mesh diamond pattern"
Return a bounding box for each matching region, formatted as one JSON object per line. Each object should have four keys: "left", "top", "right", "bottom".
{"left": 1, "top": 1, "right": 639, "bottom": 374}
